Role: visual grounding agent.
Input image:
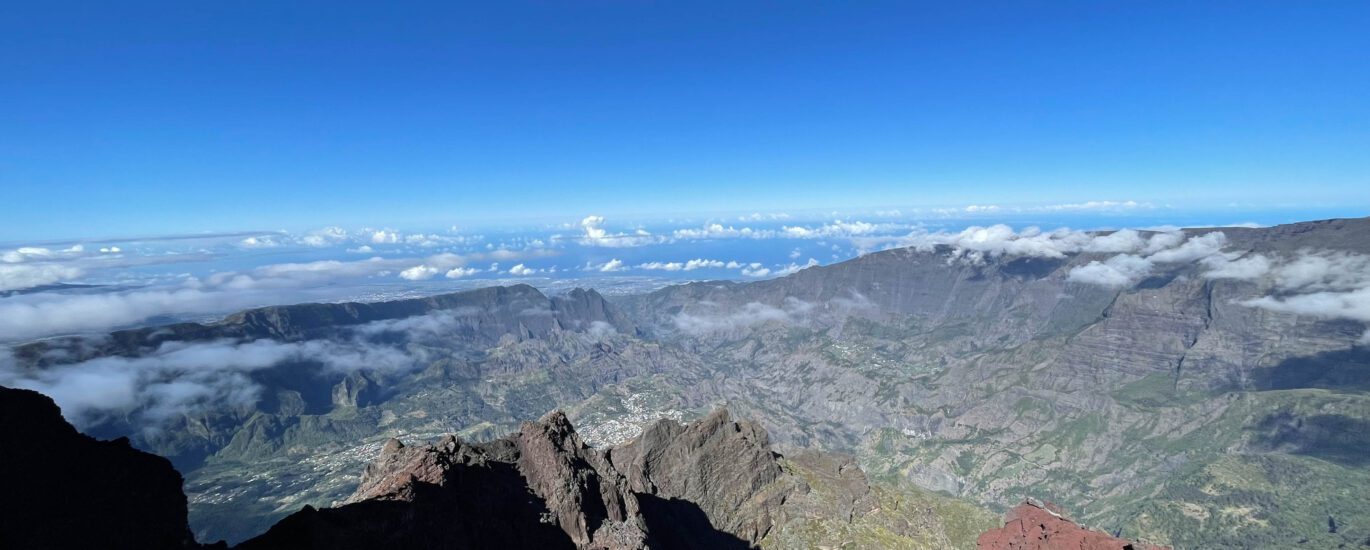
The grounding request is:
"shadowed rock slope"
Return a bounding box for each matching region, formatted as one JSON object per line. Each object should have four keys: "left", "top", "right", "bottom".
{"left": 0, "top": 386, "right": 215, "bottom": 550}
{"left": 239, "top": 407, "right": 994, "bottom": 550}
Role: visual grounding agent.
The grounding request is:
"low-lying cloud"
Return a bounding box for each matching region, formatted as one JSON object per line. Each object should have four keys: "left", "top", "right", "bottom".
{"left": 0, "top": 337, "right": 412, "bottom": 429}
{"left": 672, "top": 292, "right": 875, "bottom": 335}
{"left": 1067, "top": 232, "right": 1229, "bottom": 287}
{"left": 1229, "top": 250, "right": 1370, "bottom": 342}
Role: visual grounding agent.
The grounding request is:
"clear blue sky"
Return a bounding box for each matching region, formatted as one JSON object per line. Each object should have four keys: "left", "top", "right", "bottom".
{"left": 3, "top": 1, "right": 1368, "bottom": 240}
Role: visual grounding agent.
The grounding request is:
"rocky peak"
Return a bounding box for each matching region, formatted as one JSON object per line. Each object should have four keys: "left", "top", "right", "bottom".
{"left": 241, "top": 407, "right": 802, "bottom": 549}
{"left": 609, "top": 408, "right": 787, "bottom": 542}
{"left": 976, "top": 501, "right": 1169, "bottom": 550}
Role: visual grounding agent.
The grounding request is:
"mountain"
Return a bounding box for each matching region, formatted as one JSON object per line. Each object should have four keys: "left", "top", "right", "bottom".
{"left": 6, "top": 283, "right": 667, "bottom": 542}
{"left": 608, "top": 217, "right": 1370, "bottom": 548}
{"left": 6, "top": 217, "right": 1369, "bottom": 548}
{"left": 238, "top": 407, "right": 995, "bottom": 550}
{"left": 0, "top": 386, "right": 215, "bottom": 550}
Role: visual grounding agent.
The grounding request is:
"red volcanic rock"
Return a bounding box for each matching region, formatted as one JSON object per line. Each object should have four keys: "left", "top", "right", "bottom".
{"left": 977, "top": 501, "right": 1168, "bottom": 550}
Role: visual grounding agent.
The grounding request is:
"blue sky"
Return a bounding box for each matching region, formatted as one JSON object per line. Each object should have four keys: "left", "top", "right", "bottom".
{"left": 3, "top": 2, "right": 1368, "bottom": 241}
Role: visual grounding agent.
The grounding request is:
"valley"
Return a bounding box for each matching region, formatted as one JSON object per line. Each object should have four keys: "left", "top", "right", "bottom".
{"left": 4, "top": 218, "right": 1369, "bottom": 548}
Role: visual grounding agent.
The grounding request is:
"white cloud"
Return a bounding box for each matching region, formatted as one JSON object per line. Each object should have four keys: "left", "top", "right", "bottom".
{"left": 239, "top": 235, "right": 283, "bottom": 248}
{"left": 636, "top": 258, "right": 729, "bottom": 272}
{"left": 1068, "top": 232, "right": 1228, "bottom": 287}
{"left": 1083, "top": 229, "right": 1146, "bottom": 254}
{"left": 1269, "top": 251, "right": 1370, "bottom": 291}
{"left": 774, "top": 258, "right": 820, "bottom": 277}
{"left": 398, "top": 265, "right": 440, "bottom": 281}
{"left": 347, "top": 245, "right": 374, "bottom": 254}
{"left": 578, "top": 215, "right": 658, "bottom": 247}
{"left": 0, "top": 336, "right": 416, "bottom": 429}
{"left": 882, "top": 224, "right": 1097, "bottom": 263}
{"left": 1068, "top": 254, "right": 1153, "bottom": 287}
{"left": 1201, "top": 253, "right": 1272, "bottom": 280}
{"left": 300, "top": 226, "right": 349, "bottom": 247}
{"left": 445, "top": 267, "right": 479, "bottom": 279}
{"left": 0, "top": 287, "right": 278, "bottom": 341}
{"left": 781, "top": 220, "right": 881, "bottom": 239}
{"left": 1141, "top": 231, "right": 1185, "bottom": 254}
{"left": 0, "top": 263, "right": 86, "bottom": 291}
{"left": 370, "top": 229, "right": 401, "bottom": 244}
{"left": 508, "top": 263, "right": 536, "bottom": 276}
{"left": 1244, "top": 288, "right": 1370, "bottom": 343}
{"left": 673, "top": 299, "right": 806, "bottom": 335}
{"left": 2, "top": 247, "right": 59, "bottom": 263}
{"left": 1234, "top": 250, "right": 1370, "bottom": 342}
{"left": 0, "top": 246, "right": 538, "bottom": 340}
{"left": 741, "top": 263, "right": 771, "bottom": 278}
{"left": 597, "top": 259, "right": 626, "bottom": 272}
{"left": 638, "top": 261, "right": 684, "bottom": 271}
{"left": 684, "top": 258, "right": 726, "bottom": 270}
{"left": 672, "top": 223, "right": 774, "bottom": 240}
{"left": 670, "top": 294, "right": 871, "bottom": 336}
{"left": 1147, "top": 232, "right": 1227, "bottom": 263}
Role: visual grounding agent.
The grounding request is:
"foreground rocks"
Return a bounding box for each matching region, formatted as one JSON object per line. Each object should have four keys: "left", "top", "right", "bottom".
{"left": 238, "top": 408, "right": 788, "bottom": 549}
{"left": 977, "top": 501, "right": 1168, "bottom": 550}
{"left": 0, "top": 383, "right": 991, "bottom": 549}
{"left": 0, "top": 386, "right": 214, "bottom": 550}
{"left": 240, "top": 407, "right": 991, "bottom": 549}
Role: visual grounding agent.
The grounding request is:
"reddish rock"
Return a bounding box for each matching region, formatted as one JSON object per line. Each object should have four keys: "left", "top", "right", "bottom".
{"left": 977, "top": 501, "right": 1168, "bottom": 550}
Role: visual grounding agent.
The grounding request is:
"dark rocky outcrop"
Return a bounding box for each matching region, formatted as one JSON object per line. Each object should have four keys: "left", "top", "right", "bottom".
{"left": 239, "top": 408, "right": 805, "bottom": 549}
{"left": 0, "top": 386, "right": 215, "bottom": 550}
{"left": 976, "top": 501, "right": 1168, "bottom": 550}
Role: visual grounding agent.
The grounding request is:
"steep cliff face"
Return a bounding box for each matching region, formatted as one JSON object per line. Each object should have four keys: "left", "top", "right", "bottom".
{"left": 239, "top": 407, "right": 992, "bottom": 550}
{"left": 0, "top": 386, "right": 211, "bottom": 550}
{"left": 976, "top": 502, "right": 1168, "bottom": 550}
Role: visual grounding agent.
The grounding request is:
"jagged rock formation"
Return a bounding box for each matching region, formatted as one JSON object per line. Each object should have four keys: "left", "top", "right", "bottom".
{"left": 976, "top": 502, "right": 1168, "bottom": 550}
{"left": 239, "top": 407, "right": 990, "bottom": 550}
{"left": 0, "top": 386, "right": 214, "bottom": 550}
{"left": 238, "top": 408, "right": 773, "bottom": 549}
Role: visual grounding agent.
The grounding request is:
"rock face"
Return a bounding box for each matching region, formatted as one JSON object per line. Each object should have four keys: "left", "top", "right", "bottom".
{"left": 239, "top": 408, "right": 780, "bottom": 549}
{"left": 0, "top": 386, "right": 211, "bottom": 550}
{"left": 977, "top": 502, "right": 1167, "bottom": 550}
{"left": 240, "top": 407, "right": 990, "bottom": 550}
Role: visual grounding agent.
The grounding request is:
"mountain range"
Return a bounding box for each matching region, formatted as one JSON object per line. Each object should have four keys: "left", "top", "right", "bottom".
{"left": 4, "top": 217, "right": 1368, "bottom": 548}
